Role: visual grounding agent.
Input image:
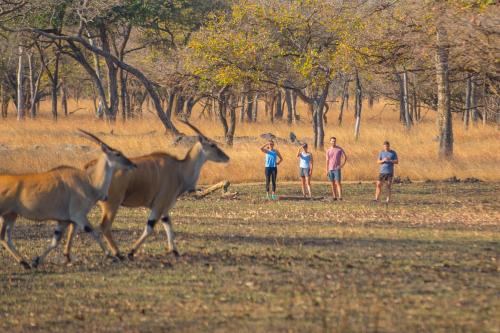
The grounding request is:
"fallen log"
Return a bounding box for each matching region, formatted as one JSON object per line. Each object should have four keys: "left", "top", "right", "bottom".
{"left": 194, "top": 180, "right": 231, "bottom": 198}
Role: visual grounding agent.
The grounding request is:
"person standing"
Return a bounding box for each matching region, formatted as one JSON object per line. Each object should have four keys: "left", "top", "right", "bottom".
{"left": 374, "top": 141, "right": 398, "bottom": 203}
{"left": 297, "top": 143, "right": 313, "bottom": 198}
{"left": 260, "top": 140, "right": 283, "bottom": 200}
{"left": 325, "top": 137, "right": 347, "bottom": 200}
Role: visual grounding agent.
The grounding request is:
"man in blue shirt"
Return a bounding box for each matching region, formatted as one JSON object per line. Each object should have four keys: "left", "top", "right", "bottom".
{"left": 374, "top": 141, "right": 398, "bottom": 203}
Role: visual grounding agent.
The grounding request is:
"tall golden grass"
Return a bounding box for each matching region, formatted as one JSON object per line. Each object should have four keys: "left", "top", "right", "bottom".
{"left": 0, "top": 98, "right": 498, "bottom": 184}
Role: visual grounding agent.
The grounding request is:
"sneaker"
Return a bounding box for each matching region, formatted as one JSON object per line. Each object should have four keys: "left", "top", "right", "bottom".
{"left": 266, "top": 193, "right": 271, "bottom": 200}
{"left": 271, "top": 194, "right": 277, "bottom": 200}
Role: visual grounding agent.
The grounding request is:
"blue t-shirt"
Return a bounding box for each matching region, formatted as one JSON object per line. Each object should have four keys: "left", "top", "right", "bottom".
{"left": 379, "top": 150, "right": 398, "bottom": 174}
{"left": 299, "top": 152, "right": 312, "bottom": 169}
{"left": 265, "top": 150, "right": 278, "bottom": 167}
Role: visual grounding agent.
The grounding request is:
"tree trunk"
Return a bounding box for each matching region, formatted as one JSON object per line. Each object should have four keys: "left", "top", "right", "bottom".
{"left": 252, "top": 94, "right": 258, "bottom": 122}
{"left": 17, "top": 46, "right": 25, "bottom": 120}
{"left": 285, "top": 89, "right": 294, "bottom": 125}
{"left": 183, "top": 97, "right": 195, "bottom": 119}
{"left": 28, "top": 52, "right": 38, "bottom": 119}
{"left": 99, "top": 24, "right": 118, "bottom": 120}
{"left": 119, "top": 68, "right": 128, "bottom": 120}
{"left": 1, "top": 81, "right": 9, "bottom": 118}
{"left": 175, "top": 95, "right": 185, "bottom": 115}
{"left": 338, "top": 79, "right": 349, "bottom": 126}
{"left": 464, "top": 74, "right": 472, "bottom": 130}
{"left": 217, "top": 93, "right": 229, "bottom": 136}
{"left": 66, "top": 41, "right": 109, "bottom": 119}
{"left": 61, "top": 79, "right": 68, "bottom": 117}
{"left": 403, "top": 70, "right": 412, "bottom": 129}
{"left": 354, "top": 72, "right": 362, "bottom": 140}
{"left": 165, "top": 89, "right": 175, "bottom": 122}
{"left": 471, "top": 79, "right": 477, "bottom": 125}
{"left": 313, "top": 82, "right": 330, "bottom": 149}
{"left": 50, "top": 50, "right": 60, "bottom": 120}
{"left": 275, "top": 90, "right": 283, "bottom": 119}
{"left": 87, "top": 34, "right": 104, "bottom": 119}
{"left": 226, "top": 95, "right": 237, "bottom": 146}
{"left": 246, "top": 93, "right": 253, "bottom": 122}
{"left": 435, "top": 26, "right": 453, "bottom": 158}
{"left": 395, "top": 72, "right": 405, "bottom": 123}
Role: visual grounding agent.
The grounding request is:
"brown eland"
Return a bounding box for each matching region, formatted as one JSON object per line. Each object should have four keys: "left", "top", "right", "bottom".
{"left": 63, "top": 120, "right": 230, "bottom": 261}
{"left": 0, "top": 130, "right": 137, "bottom": 268}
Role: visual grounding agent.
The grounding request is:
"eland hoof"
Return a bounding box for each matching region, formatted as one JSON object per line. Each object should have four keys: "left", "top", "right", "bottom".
{"left": 31, "top": 257, "right": 41, "bottom": 269}
{"left": 172, "top": 249, "right": 181, "bottom": 257}
{"left": 127, "top": 251, "right": 135, "bottom": 261}
{"left": 20, "top": 260, "right": 31, "bottom": 270}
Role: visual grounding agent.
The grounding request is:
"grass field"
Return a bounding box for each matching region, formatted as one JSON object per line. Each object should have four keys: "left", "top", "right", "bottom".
{"left": 1, "top": 182, "right": 499, "bottom": 332}
{"left": 0, "top": 99, "right": 499, "bottom": 183}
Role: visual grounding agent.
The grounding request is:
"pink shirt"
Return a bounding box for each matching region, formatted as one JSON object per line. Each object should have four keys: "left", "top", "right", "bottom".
{"left": 326, "top": 146, "right": 345, "bottom": 171}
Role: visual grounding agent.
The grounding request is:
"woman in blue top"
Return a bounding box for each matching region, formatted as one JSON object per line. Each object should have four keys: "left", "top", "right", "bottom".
{"left": 297, "top": 143, "right": 313, "bottom": 197}
{"left": 260, "top": 140, "right": 283, "bottom": 200}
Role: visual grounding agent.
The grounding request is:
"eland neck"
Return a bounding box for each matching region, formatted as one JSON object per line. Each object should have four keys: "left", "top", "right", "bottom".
{"left": 180, "top": 142, "right": 206, "bottom": 193}
{"left": 86, "top": 154, "right": 114, "bottom": 201}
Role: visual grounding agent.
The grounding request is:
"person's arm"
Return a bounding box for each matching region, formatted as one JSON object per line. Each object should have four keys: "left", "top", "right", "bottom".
{"left": 391, "top": 152, "right": 399, "bottom": 164}
{"left": 377, "top": 152, "right": 385, "bottom": 164}
{"left": 341, "top": 150, "right": 347, "bottom": 168}
{"left": 309, "top": 154, "right": 314, "bottom": 175}
{"left": 260, "top": 143, "right": 269, "bottom": 154}
{"left": 276, "top": 150, "right": 283, "bottom": 165}
{"left": 296, "top": 147, "right": 302, "bottom": 158}
{"left": 325, "top": 151, "right": 329, "bottom": 175}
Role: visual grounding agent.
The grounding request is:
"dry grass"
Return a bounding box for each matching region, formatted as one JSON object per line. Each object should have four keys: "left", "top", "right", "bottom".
{"left": 0, "top": 182, "right": 499, "bottom": 332}
{"left": 0, "top": 98, "right": 499, "bottom": 183}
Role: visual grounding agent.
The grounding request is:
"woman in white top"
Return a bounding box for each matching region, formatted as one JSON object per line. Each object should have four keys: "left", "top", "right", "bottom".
{"left": 297, "top": 143, "right": 313, "bottom": 197}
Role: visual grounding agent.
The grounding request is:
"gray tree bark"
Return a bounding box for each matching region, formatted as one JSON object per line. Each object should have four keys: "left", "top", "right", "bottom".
{"left": 16, "top": 45, "right": 25, "bottom": 120}
{"left": 435, "top": 25, "right": 453, "bottom": 158}
{"left": 464, "top": 74, "right": 472, "bottom": 130}
{"left": 403, "top": 70, "right": 412, "bottom": 129}
{"left": 354, "top": 72, "right": 362, "bottom": 140}
{"left": 1, "top": 81, "right": 9, "bottom": 118}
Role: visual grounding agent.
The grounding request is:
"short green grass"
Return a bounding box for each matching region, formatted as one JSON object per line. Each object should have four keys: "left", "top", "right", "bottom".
{"left": 1, "top": 182, "right": 499, "bottom": 332}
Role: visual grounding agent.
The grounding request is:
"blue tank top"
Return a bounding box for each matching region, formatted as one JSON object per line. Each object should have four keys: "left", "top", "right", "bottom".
{"left": 265, "top": 150, "right": 277, "bottom": 167}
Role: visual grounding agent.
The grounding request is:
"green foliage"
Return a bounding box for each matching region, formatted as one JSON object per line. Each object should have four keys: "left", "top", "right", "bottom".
{"left": 186, "top": 0, "right": 365, "bottom": 93}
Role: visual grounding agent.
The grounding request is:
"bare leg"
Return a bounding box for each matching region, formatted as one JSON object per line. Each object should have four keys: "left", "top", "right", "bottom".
{"left": 386, "top": 179, "right": 393, "bottom": 203}
{"left": 375, "top": 181, "right": 383, "bottom": 201}
{"left": 335, "top": 181, "right": 343, "bottom": 199}
{"left": 300, "top": 177, "right": 306, "bottom": 197}
{"left": 330, "top": 181, "right": 337, "bottom": 199}
{"left": 128, "top": 211, "right": 160, "bottom": 260}
{"left": 0, "top": 214, "right": 29, "bottom": 269}
{"left": 304, "top": 176, "right": 311, "bottom": 197}
{"left": 32, "top": 221, "right": 68, "bottom": 268}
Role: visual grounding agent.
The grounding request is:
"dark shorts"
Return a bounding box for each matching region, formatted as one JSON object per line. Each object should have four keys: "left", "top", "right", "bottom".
{"left": 300, "top": 168, "right": 310, "bottom": 177}
{"left": 379, "top": 173, "right": 393, "bottom": 182}
{"left": 328, "top": 169, "right": 341, "bottom": 182}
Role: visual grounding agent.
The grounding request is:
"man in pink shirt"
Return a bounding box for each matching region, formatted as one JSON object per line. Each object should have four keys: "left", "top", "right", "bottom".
{"left": 325, "top": 137, "right": 347, "bottom": 200}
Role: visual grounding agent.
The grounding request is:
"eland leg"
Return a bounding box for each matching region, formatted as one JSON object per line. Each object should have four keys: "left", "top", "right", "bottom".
{"left": 73, "top": 216, "right": 112, "bottom": 258}
{"left": 127, "top": 211, "right": 160, "bottom": 260}
{"left": 161, "top": 215, "right": 180, "bottom": 257}
{"left": 32, "top": 221, "right": 69, "bottom": 268}
{"left": 63, "top": 222, "right": 76, "bottom": 263}
{"left": 0, "top": 213, "right": 30, "bottom": 269}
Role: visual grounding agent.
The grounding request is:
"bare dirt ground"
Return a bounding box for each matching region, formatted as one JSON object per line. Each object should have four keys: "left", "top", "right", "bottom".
{"left": 1, "top": 182, "right": 499, "bottom": 332}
